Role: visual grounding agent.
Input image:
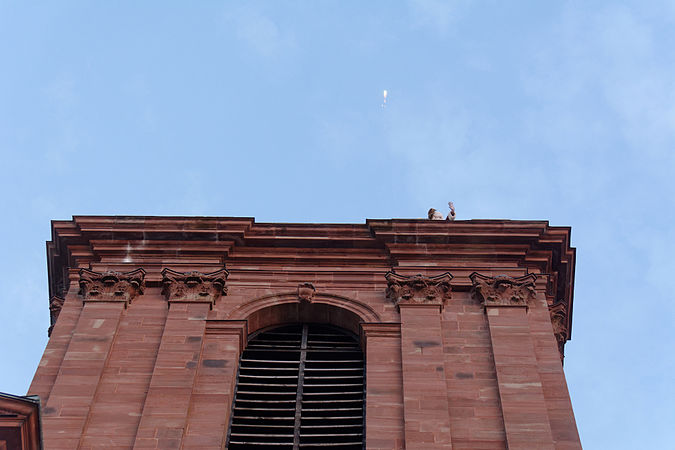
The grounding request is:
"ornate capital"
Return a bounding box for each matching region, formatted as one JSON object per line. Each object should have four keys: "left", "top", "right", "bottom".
{"left": 470, "top": 273, "right": 536, "bottom": 307}
{"left": 385, "top": 272, "right": 453, "bottom": 309}
{"left": 48, "top": 296, "right": 65, "bottom": 336}
{"left": 549, "top": 302, "right": 568, "bottom": 361}
{"left": 297, "top": 282, "right": 316, "bottom": 303}
{"left": 161, "top": 268, "right": 228, "bottom": 307}
{"left": 79, "top": 268, "right": 146, "bottom": 306}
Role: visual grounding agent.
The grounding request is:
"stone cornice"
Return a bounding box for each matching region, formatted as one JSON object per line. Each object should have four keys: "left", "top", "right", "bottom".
{"left": 470, "top": 272, "right": 537, "bottom": 308}
{"left": 161, "top": 268, "right": 228, "bottom": 307}
{"left": 385, "top": 272, "right": 453, "bottom": 310}
{"left": 78, "top": 268, "right": 146, "bottom": 306}
{"left": 46, "top": 217, "right": 575, "bottom": 343}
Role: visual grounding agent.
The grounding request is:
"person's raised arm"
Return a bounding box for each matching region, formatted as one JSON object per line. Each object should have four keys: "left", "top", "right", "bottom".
{"left": 446, "top": 201, "right": 456, "bottom": 221}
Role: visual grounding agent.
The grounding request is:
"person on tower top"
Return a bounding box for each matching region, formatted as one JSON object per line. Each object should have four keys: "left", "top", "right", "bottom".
{"left": 428, "top": 202, "right": 456, "bottom": 221}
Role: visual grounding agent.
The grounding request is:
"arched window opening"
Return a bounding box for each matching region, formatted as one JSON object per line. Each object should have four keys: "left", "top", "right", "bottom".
{"left": 227, "top": 323, "right": 365, "bottom": 449}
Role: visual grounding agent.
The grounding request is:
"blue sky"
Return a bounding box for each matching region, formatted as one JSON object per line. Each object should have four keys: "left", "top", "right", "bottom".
{"left": 1, "top": 1, "right": 674, "bottom": 448}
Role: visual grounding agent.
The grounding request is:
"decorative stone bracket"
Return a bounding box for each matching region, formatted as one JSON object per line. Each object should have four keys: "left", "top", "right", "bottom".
{"left": 48, "top": 296, "right": 65, "bottom": 336}
{"left": 385, "top": 272, "right": 453, "bottom": 310}
{"left": 549, "top": 302, "right": 568, "bottom": 361}
{"left": 161, "top": 268, "right": 228, "bottom": 308}
{"left": 79, "top": 268, "right": 146, "bottom": 306}
{"left": 470, "top": 273, "right": 536, "bottom": 308}
{"left": 297, "top": 282, "right": 316, "bottom": 303}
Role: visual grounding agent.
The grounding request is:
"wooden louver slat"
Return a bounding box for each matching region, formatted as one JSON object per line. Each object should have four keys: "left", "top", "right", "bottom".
{"left": 228, "top": 324, "right": 365, "bottom": 450}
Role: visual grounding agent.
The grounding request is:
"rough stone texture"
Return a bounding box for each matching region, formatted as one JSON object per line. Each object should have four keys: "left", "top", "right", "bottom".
{"left": 485, "top": 306, "right": 555, "bottom": 449}
{"left": 133, "top": 302, "right": 211, "bottom": 449}
{"left": 361, "top": 323, "right": 405, "bottom": 449}
{"left": 441, "top": 291, "right": 506, "bottom": 449}
{"left": 29, "top": 216, "right": 580, "bottom": 449}
{"left": 78, "top": 289, "right": 167, "bottom": 449}
{"left": 42, "top": 301, "right": 126, "bottom": 449}
{"left": 399, "top": 304, "right": 453, "bottom": 449}
{"left": 182, "top": 320, "right": 245, "bottom": 449}
{"left": 30, "top": 291, "right": 82, "bottom": 406}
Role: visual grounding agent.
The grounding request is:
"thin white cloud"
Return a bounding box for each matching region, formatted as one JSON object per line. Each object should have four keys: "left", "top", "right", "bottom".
{"left": 224, "top": 6, "right": 295, "bottom": 58}
{"left": 380, "top": 95, "right": 551, "bottom": 218}
{"left": 519, "top": 3, "right": 675, "bottom": 230}
{"left": 407, "top": 0, "right": 466, "bottom": 35}
{"left": 524, "top": 4, "right": 675, "bottom": 160}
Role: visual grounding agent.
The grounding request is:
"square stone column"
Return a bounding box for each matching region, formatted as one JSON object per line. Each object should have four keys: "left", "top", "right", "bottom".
{"left": 29, "top": 294, "right": 79, "bottom": 406}
{"left": 471, "top": 273, "right": 555, "bottom": 450}
{"left": 360, "top": 322, "right": 404, "bottom": 450}
{"left": 42, "top": 269, "right": 145, "bottom": 449}
{"left": 182, "top": 320, "right": 247, "bottom": 448}
{"left": 386, "top": 272, "right": 454, "bottom": 449}
{"left": 134, "top": 269, "right": 227, "bottom": 449}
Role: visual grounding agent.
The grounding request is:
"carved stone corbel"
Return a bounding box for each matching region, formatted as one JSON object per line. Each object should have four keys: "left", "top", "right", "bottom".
{"left": 47, "top": 296, "right": 65, "bottom": 336}
{"left": 79, "top": 268, "right": 146, "bottom": 307}
{"left": 297, "top": 282, "right": 316, "bottom": 303}
{"left": 385, "top": 272, "right": 453, "bottom": 310}
{"left": 470, "top": 273, "right": 536, "bottom": 307}
{"left": 549, "top": 302, "right": 568, "bottom": 361}
{"left": 161, "top": 268, "right": 228, "bottom": 308}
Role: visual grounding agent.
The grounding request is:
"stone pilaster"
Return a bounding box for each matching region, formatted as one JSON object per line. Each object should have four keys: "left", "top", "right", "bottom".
{"left": 134, "top": 268, "right": 228, "bottom": 448}
{"left": 360, "top": 322, "right": 405, "bottom": 449}
{"left": 386, "top": 272, "right": 453, "bottom": 449}
{"left": 42, "top": 268, "right": 145, "bottom": 449}
{"left": 471, "top": 273, "right": 554, "bottom": 450}
{"left": 181, "top": 320, "right": 247, "bottom": 448}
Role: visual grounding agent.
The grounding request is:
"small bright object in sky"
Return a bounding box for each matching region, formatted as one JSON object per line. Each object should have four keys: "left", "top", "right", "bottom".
{"left": 382, "top": 89, "right": 388, "bottom": 107}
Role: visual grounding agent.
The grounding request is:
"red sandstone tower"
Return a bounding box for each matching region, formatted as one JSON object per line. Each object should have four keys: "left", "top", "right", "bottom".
{"left": 29, "top": 216, "right": 580, "bottom": 449}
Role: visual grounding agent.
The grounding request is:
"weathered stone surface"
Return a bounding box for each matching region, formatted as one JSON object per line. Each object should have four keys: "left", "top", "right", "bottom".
{"left": 161, "top": 268, "right": 228, "bottom": 307}
{"left": 470, "top": 272, "right": 536, "bottom": 307}
{"left": 297, "top": 282, "right": 316, "bottom": 302}
{"left": 549, "top": 302, "right": 568, "bottom": 360}
{"left": 30, "top": 217, "right": 580, "bottom": 449}
{"left": 385, "top": 272, "right": 452, "bottom": 309}
{"left": 79, "top": 268, "right": 146, "bottom": 305}
{"left": 47, "top": 296, "right": 64, "bottom": 336}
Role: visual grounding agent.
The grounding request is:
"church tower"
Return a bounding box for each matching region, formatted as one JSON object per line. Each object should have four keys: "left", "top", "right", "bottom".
{"left": 30, "top": 216, "right": 580, "bottom": 449}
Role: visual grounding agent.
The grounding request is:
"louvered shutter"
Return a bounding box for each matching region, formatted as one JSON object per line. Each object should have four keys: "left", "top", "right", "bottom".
{"left": 228, "top": 324, "right": 365, "bottom": 449}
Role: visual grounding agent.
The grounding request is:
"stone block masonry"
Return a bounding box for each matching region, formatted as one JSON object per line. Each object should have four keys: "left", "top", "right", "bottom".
{"left": 29, "top": 216, "right": 580, "bottom": 449}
